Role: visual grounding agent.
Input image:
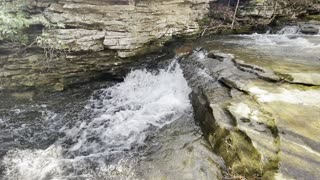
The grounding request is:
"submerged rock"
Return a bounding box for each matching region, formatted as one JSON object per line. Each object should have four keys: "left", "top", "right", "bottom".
{"left": 179, "top": 49, "right": 320, "bottom": 179}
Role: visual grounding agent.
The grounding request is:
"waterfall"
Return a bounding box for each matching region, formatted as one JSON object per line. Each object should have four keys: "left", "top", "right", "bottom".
{"left": 232, "top": 26, "right": 320, "bottom": 48}
{"left": 277, "top": 26, "right": 301, "bottom": 35}
{"left": 2, "top": 60, "right": 192, "bottom": 180}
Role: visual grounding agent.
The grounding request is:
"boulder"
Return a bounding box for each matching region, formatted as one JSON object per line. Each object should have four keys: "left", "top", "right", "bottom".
{"left": 300, "top": 24, "right": 320, "bottom": 34}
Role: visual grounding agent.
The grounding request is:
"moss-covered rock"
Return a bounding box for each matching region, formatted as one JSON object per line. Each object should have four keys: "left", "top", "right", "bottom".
{"left": 179, "top": 48, "right": 320, "bottom": 179}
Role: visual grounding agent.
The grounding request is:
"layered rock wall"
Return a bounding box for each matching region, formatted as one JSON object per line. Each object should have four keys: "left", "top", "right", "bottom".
{"left": 238, "top": 0, "right": 320, "bottom": 24}
{"left": 0, "top": 0, "right": 210, "bottom": 91}
{"left": 43, "top": 0, "right": 209, "bottom": 57}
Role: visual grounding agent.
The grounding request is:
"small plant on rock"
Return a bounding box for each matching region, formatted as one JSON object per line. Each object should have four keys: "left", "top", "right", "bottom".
{"left": 36, "top": 32, "right": 70, "bottom": 66}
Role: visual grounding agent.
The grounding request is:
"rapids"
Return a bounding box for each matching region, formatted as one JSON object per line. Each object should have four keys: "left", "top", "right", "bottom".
{"left": 0, "top": 60, "right": 222, "bottom": 180}
{"left": 1, "top": 26, "right": 320, "bottom": 180}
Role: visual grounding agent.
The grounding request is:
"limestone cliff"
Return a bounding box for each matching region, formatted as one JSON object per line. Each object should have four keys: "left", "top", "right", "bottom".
{"left": 40, "top": 0, "right": 209, "bottom": 58}
{"left": 0, "top": 0, "right": 209, "bottom": 91}
{"left": 238, "top": 0, "right": 320, "bottom": 25}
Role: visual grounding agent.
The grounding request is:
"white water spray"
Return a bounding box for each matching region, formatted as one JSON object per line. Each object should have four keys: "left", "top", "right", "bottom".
{"left": 2, "top": 60, "right": 192, "bottom": 180}
{"left": 233, "top": 26, "right": 320, "bottom": 49}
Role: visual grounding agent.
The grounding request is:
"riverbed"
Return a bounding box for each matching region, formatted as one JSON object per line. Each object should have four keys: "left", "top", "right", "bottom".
{"left": 1, "top": 27, "right": 320, "bottom": 179}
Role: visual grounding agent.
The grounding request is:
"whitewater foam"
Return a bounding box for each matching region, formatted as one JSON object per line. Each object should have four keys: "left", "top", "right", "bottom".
{"left": 2, "top": 60, "right": 192, "bottom": 180}
{"left": 238, "top": 33, "right": 319, "bottom": 48}
{"left": 277, "top": 26, "right": 300, "bottom": 35}
{"left": 233, "top": 26, "right": 320, "bottom": 48}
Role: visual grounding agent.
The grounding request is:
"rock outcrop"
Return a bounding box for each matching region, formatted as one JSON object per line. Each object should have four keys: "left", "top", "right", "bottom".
{"left": 0, "top": 0, "right": 210, "bottom": 91}
{"left": 40, "top": 0, "right": 209, "bottom": 58}
{"left": 238, "top": 0, "right": 320, "bottom": 26}
{"left": 179, "top": 49, "right": 320, "bottom": 179}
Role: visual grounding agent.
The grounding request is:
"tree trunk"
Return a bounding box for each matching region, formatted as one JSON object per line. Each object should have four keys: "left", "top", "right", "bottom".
{"left": 231, "top": 0, "right": 240, "bottom": 29}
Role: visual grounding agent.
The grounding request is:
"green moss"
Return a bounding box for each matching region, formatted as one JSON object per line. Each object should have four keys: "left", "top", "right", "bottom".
{"left": 261, "top": 138, "right": 280, "bottom": 180}
{"left": 197, "top": 16, "right": 212, "bottom": 28}
{"left": 234, "top": 25, "right": 253, "bottom": 34}
{"left": 53, "top": 83, "right": 64, "bottom": 91}
{"left": 219, "top": 28, "right": 234, "bottom": 35}
{"left": 0, "top": 0, "right": 31, "bottom": 44}
{"left": 304, "top": 15, "right": 320, "bottom": 21}
{"left": 210, "top": 128, "right": 263, "bottom": 178}
{"left": 274, "top": 17, "right": 292, "bottom": 26}
{"left": 206, "top": 25, "right": 253, "bottom": 35}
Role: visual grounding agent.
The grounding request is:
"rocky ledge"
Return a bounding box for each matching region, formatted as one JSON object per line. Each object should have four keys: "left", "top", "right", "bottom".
{"left": 39, "top": 0, "right": 209, "bottom": 58}
{"left": 0, "top": 0, "right": 209, "bottom": 91}
{"left": 179, "top": 49, "right": 320, "bottom": 179}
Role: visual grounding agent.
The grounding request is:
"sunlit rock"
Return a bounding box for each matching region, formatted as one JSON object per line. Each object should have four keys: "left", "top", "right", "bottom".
{"left": 179, "top": 48, "right": 320, "bottom": 179}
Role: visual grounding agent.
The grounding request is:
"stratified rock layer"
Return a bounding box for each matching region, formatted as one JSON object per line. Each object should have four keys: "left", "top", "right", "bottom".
{"left": 0, "top": 0, "right": 209, "bottom": 91}
{"left": 179, "top": 49, "right": 320, "bottom": 179}
{"left": 42, "top": 0, "right": 209, "bottom": 57}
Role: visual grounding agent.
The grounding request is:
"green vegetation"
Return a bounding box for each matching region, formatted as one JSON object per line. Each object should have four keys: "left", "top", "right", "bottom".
{"left": 0, "top": 0, "right": 69, "bottom": 64}
{"left": 0, "top": 0, "right": 31, "bottom": 44}
{"left": 36, "top": 32, "right": 70, "bottom": 61}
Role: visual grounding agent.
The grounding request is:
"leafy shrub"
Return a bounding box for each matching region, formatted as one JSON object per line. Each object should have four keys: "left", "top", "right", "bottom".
{"left": 0, "top": 0, "right": 31, "bottom": 44}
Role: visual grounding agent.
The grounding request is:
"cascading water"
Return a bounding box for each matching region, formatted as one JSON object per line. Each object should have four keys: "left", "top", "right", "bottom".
{"left": 2, "top": 25, "right": 319, "bottom": 180}
{"left": 0, "top": 60, "right": 195, "bottom": 180}
{"left": 200, "top": 25, "right": 320, "bottom": 87}
{"left": 233, "top": 26, "right": 320, "bottom": 48}
{"left": 204, "top": 26, "right": 320, "bottom": 63}
{"left": 276, "top": 26, "right": 301, "bottom": 35}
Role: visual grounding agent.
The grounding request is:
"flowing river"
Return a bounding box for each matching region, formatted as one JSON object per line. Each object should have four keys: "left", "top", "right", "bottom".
{"left": 0, "top": 61, "right": 223, "bottom": 180}
{"left": 1, "top": 26, "right": 320, "bottom": 180}
{"left": 200, "top": 26, "right": 320, "bottom": 84}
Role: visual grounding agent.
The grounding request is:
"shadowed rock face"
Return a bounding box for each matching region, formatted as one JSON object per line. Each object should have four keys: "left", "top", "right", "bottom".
{"left": 179, "top": 49, "right": 320, "bottom": 179}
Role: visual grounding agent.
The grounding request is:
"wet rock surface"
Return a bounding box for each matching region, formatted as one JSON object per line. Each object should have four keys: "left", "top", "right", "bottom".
{"left": 136, "top": 113, "right": 224, "bottom": 180}
{"left": 179, "top": 48, "right": 320, "bottom": 179}
{"left": 300, "top": 24, "right": 320, "bottom": 34}
{"left": 0, "top": 58, "right": 225, "bottom": 180}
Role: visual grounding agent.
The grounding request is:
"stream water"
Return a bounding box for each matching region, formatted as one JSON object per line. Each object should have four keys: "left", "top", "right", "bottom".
{"left": 201, "top": 26, "right": 320, "bottom": 72}
{"left": 1, "top": 26, "right": 320, "bottom": 180}
{"left": 0, "top": 61, "right": 222, "bottom": 180}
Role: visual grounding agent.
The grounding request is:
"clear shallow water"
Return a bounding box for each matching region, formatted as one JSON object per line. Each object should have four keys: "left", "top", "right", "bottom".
{"left": 1, "top": 60, "right": 221, "bottom": 180}
{"left": 200, "top": 26, "right": 320, "bottom": 75}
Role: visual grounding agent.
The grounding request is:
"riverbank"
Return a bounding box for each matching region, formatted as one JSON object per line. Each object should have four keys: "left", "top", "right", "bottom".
{"left": 1, "top": 0, "right": 319, "bottom": 92}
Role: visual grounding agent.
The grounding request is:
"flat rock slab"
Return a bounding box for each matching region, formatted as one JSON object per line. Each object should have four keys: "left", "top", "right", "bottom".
{"left": 179, "top": 49, "right": 320, "bottom": 179}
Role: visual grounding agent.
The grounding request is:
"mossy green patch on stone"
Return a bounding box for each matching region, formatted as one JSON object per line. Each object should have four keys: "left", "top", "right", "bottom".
{"left": 227, "top": 99, "right": 280, "bottom": 178}
{"left": 264, "top": 102, "right": 320, "bottom": 143}
{"left": 304, "top": 15, "right": 320, "bottom": 21}
{"left": 53, "top": 83, "right": 64, "bottom": 91}
{"left": 210, "top": 128, "right": 263, "bottom": 178}
{"left": 243, "top": 80, "right": 320, "bottom": 178}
